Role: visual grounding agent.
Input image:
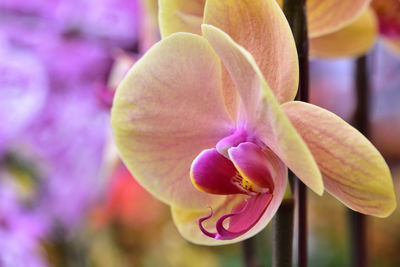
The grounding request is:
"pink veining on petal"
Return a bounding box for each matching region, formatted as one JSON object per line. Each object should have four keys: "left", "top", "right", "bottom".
{"left": 199, "top": 193, "right": 273, "bottom": 240}
{"left": 190, "top": 148, "right": 246, "bottom": 195}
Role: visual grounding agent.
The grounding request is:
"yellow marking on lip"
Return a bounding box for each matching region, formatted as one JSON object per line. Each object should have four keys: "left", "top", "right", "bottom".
{"left": 231, "top": 171, "right": 264, "bottom": 194}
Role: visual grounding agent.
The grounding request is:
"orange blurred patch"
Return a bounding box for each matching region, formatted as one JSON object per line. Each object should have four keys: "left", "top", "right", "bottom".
{"left": 92, "top": 163, "right": 165, "bottom": 228}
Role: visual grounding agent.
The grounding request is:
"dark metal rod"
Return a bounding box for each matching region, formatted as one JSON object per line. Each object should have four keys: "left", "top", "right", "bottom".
{"left": 242, "top": 236, "right": 262, "bottom": 267}
{"left": 272, "top": 197, "right": 295, "bottom": 267}
{"left": 283, "top": 1, "right": 310, "bottom": 266}
{"left": 296, "top": 180, "right": 307, "bottom": 267}
{"left": 348, "top": 210, "right": 367, "bottom": 267}
{"left": 348, "top": 55, "right": 369, "bottom": 267}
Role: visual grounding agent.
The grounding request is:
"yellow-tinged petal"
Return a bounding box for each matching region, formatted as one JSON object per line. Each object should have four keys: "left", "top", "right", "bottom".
{"left": 283, "top": 101, "right": 396, "bottom": 217}
{"left": 309, "top": 8, "right": 378, "bottom": 58}
{"left": 204, "top": 0, "right": 298, "bottom": 104}
{"left": 202, "top": 25, "right": 323, "bottom": 195}
{"left": 111, "top": 33, "right": 234, "bottom": 209}
{"left": 307, "top": 0, "right": 372, "bottom": 38}
{"left": 159, "top": 0, "right": 205, "bottom": 38}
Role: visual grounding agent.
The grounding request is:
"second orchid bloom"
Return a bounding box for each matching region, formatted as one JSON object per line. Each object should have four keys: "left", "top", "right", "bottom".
{"left": 111, "top": 0, "right": 396, "bottom": 245}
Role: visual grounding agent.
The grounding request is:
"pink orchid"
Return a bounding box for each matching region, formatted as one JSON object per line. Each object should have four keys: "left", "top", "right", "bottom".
{"left": 282, "top": 0, "right": 400, "bottom": 57}
{"left": 111, "top": 0, "right": 396, "bottom": 245}
{"left": 159, "top": 0, "right": 376, "bottom": 58}
{"left": 160, "top": 0, "right": 400, "bottom": 57}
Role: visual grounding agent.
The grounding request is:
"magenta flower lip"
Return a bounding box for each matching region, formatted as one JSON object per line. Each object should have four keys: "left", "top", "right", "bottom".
{"left": 190, "top": 137, "right": 278, "bottom": 240}
{"left": 199, "top": 193, "right": 272, "bottom": 240}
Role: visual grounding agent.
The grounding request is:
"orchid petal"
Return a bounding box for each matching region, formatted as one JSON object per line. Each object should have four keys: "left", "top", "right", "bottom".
{"left": 307, "top": 0, "right": 372, "bottom": 38}
{"left": 203, "top": 0, "right": 298, "bottom": 104}
{"left": 159, "top": 0, "right": 205, "bottom": 38}
{"left": 202, "top": 25, "right": 323, "bottom": 195}
{"left": 111, "top": 33, "right": 234, "bottom": 209}
{"left": 310, "top": 8, "right": 378, "bottom": 58}
{"left": 283, "top": 101, "right": 396, "bottom": 217}
{"left": 172, "top": 158, "right": 287, "bottom": 245}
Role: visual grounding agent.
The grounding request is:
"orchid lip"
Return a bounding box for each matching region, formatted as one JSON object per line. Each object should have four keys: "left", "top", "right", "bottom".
{"left": 198, "top": 193, "right": 273, "bottom": 240}
{"left": 190, "top": 148, "right": 248, "bottom": 195}
{"left": 198, "top": 201, "right": 249, "bottom": 240}
{"left": 190, "top": 143, "right": 275, "bottom": 196}
{"left": 190, "top": 127, "right": 283, "bottom": 240}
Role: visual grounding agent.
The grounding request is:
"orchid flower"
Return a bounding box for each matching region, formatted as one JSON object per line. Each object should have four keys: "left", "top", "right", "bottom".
{"left": 159, "top": 0, "right": 400, "bottom": 58}
{"left": 111, "top": 0, "right": 396, "bottom": 245}
{"left": 301, "top": 0, "right": 400, "bottom": 58}
{"left": 279, "top": 0, "right": 400, "bottom": 57}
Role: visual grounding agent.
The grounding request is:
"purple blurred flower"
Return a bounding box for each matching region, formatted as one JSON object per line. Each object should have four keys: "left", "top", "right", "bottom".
{"left": 0, "top": 0, "right": 141, "bottom": 47}
{"left": 57, "top": 0, "right": 141, "bottom": 47}
{"left": 24, "top": 87, "right": 109, "bottom": 226}
{"left": 0, "top": 0, "right": 131, "bottom": 232}
{"left": 0, "top": 178, "right": 49, "bottom": 267}
{"left": 2, "top": 30, "right": 112, "bottom": 226}
{"left": 0, "top": 0, "right": 59, "bottom": 19}
{"left": 0, "top": 0, "right": 144, "bottom": 263}
{"left": 0, "top": 38, "right": 49, "bottom": 153}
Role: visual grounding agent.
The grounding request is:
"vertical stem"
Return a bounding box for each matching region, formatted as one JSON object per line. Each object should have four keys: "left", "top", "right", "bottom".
{"left": 348, "top": 211, "right": 367, "bottom": 267}
{"left": 296, "top": 180, "right": 307, "bottom": 267}
{"left": 349, "top": 55, "right": 369, "bottom": 267}
{"left": 272, "top": 196, "right": 295, "bottom": 267}
{"left": 353, "top": 56, "right": 370, "bottom": 135}
{"left": 242, "top": 237, "right": 262, "bottom": 267}
{"left": 295, "top": 2, "right": 308, "bottom": 267}
{"left": 283, "top": 1, "right": 309, "bottom": 267}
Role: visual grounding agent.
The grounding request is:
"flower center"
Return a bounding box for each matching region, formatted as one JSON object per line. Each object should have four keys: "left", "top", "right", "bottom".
{"left": 190, "top": 141, "right": 275, "bottom": 196}
{"left": 189, "top": 130, "right": 284, "bottom": 240}
{"left": 231, "top": 171, "right": 269, "bottom": 195}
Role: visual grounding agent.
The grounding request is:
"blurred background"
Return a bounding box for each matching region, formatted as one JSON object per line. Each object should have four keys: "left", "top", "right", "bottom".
{"left": 0, "top": 0, "right": 398, "bottom": 266}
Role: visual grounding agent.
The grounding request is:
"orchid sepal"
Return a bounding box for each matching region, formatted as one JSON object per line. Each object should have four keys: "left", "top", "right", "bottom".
{"left": 309, "top": 8, "right": 378, "bottom": 58}
{"left": 283, "top": 101, "right": 396, "bottom": 217}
